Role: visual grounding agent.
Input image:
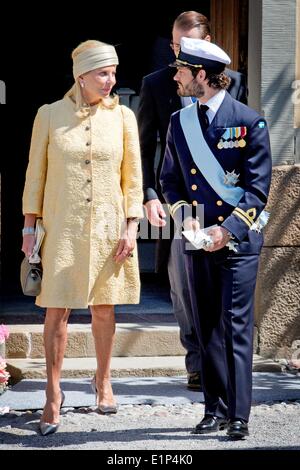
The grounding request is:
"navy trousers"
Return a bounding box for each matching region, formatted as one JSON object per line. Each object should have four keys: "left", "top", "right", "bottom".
{"left": 168, "top": 238, "right": 201, "bottom": 373}
{"left": 184, "top": 248, "right": 259, "bottom": 422}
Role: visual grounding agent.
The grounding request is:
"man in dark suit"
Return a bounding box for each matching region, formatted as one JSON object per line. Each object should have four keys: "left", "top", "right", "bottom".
{"left": 160, "top": 37, "right": 272, "bottom": 438}
{"left": 137, "top": 11, "right": 248, "bottom": 391}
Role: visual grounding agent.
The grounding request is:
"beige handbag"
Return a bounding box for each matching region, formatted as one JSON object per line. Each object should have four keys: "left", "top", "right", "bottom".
{"left": 20, "top": 220, "right": 45, "bottom": 296}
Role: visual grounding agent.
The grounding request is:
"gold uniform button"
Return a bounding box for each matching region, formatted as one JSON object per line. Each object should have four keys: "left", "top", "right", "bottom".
{"left": 218, "top": 216, "right": 224, "bottom": 222}
{"left": 191, "top": 168, "right": 197, "bottom": 175}
{"left": 192, "top": 200, "right": 198, "bottom": 206}
{"left": 216, "top": 200, "right": 223, "bottom": 206}
{"left": 191, "top": 184, "right": 198, "bottom": 191}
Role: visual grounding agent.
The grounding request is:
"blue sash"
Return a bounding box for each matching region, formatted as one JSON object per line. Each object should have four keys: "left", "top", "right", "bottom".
{"left": 179, "top": 103, "right": 244, "bottom": 207}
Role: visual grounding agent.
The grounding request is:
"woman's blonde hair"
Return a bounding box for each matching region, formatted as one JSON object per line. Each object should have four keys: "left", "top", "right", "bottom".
{"left": 65, "top": 39, "right": 119, "bottom": 115}
{"left": 71, "top": 40, "right": 108, "bottom": 59}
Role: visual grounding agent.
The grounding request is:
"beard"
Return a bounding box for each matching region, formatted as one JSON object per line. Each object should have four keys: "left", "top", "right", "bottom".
{"left": 177, "top": 79, "right": 204, "bottom": 98}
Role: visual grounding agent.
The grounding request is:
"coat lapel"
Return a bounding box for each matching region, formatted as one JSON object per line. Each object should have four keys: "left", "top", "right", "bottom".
{"left": 206, "top": 91, "right": 235, "bottom": 143}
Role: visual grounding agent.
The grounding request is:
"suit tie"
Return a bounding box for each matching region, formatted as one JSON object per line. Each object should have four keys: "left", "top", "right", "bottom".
{"left": 199, "top": 104, "right": 210, "bottom": 131}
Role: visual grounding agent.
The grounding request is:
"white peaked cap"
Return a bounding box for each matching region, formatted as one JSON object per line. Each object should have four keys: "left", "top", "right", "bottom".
{"left": 181, "top": 37, "right": 231, "bottom": 65}
{"left": 171, "top": 37, "right": 231, "bottom": 72}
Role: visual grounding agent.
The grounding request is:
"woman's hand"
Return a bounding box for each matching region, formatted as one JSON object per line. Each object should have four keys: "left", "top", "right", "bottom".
{"left": 113, "top": 220, "right": 138, "bottom": 263}
{"left": 22, "top": 215, "right": 37, "bottom": 258}
{"left": 22, "top": 234, "right": 36, "bottom": 258}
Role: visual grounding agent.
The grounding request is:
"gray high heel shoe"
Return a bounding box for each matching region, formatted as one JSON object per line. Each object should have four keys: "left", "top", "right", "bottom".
{"left": 39, "top": 390, "right": 65, "bottom": 436}
{"left": 91, "top": 375, "right": 118, "bottom": 414}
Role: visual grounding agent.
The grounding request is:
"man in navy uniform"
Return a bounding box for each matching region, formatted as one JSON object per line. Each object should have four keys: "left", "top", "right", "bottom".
{"left": 160, "top": 37, "right": 272, "bottom": 438}
{"left": 138, "top": 11, "right": 248, "bottom": 391}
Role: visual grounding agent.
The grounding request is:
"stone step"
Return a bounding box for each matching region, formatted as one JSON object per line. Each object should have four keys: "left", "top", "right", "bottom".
{"left": 7, "top": 355, "right": 282, "bottom": 382}
{"left": 7, "top": 356, "right": 186, "bottom": 381}
{"left": 6, "top": 323, "right": 185, "bottom": 359}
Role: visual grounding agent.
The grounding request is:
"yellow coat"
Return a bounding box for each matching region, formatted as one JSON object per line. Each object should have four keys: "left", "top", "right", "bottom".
{"left": 23, "top": 97, "right": 144, "bottom": 308}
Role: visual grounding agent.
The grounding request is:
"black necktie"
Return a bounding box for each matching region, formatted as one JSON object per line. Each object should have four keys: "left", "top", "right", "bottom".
{"left": 199, "top": 104, "right": 210, "bottom": 130}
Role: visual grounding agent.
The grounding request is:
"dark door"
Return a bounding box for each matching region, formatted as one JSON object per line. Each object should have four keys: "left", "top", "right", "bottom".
{"left": 1, "top": 2, "right": 214, "bottom": 294}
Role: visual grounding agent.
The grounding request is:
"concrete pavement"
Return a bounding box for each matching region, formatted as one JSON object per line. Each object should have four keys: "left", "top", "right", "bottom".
{"left": 0, "top": 373, "right": 299, "bottom": 451}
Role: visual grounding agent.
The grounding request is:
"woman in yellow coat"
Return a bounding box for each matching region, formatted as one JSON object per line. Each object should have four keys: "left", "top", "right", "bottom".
{"left": 22, "top": 40, "right": 144, "bottom": 435}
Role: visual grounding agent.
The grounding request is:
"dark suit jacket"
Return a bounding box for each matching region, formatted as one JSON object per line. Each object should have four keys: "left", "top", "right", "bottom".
{"left": 137, "top": 66, "right": 248, "bottom": 204}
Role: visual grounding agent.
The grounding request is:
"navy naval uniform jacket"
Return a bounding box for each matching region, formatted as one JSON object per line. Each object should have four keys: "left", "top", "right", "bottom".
{"left": 139, "top": 67, "right": 248, "bottom": 203}
{"left": 160, "top": 91, "right": 272, "bottom": 421}
{"left": 138, "top": 66, "right": 248, "bottom": 271}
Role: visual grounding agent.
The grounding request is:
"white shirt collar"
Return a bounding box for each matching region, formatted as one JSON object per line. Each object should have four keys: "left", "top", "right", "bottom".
{"left": 199, "top": 89, "right": 226, "bottom": 123}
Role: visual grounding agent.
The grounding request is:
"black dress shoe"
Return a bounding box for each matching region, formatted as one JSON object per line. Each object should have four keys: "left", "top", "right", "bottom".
{"left": 227, "top": 420, "right": 249, "bottom": 439}
{"left": 187, "top": 372, "right": 202, "bottom": 391}
{"left": 193, "top": 415, "right": 228, "bottom": 434}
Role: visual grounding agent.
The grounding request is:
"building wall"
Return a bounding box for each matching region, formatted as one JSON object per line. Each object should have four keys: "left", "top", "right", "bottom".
{"left": 295, "top": 0, "right": 300, "bottom": 161}
{"left": 255, "top": 165, "right": 300, "bottom": 358}
{"left": 249, "top": 0, "right": 298, "bottom": 164}
{"left": 249, "top": 0, "right": 300, "bottom": 358}
{"left": 262, "top": 0, "right": 297, "bottom": 165}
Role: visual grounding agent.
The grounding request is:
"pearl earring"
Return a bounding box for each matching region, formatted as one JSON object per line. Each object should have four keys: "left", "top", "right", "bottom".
{"left": 80, "top": 82, "right": 84, "bottom": 88}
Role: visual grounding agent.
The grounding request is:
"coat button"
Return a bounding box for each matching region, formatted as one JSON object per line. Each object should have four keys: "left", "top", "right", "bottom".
{"left": 85, "top": 126, "right": 90, "bottom": 131}
{"left": 87, "top": 178, "right": 92, "bottom": 183}
{"left": 191, "top": 184, "right": 198, "bottom": 191}
{"left": 192, "top": 200, "right": 198, "bottom": 206}
{"left": 191, "top": 168, "right": 197, "bottom": 175}
{"left": 86, "top": 198, "right": 92, "bottom": 202}
{"left": 216, "top": 200, "right": 223, "bottom": 206}
{"left": 218, "top": 216, "right": 224, "bottom": 222}
{"left": 85, "top": 159, "right": 90, "bottom": 164}
{"left": 86, "top": 142, "right": 90, "bottom": 146}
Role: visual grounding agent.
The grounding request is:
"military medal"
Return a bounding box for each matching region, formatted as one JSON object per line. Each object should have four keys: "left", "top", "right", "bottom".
{"left": 218, "top": 127, "right": 246, "bottom": 150}
{"left": 227, "top": 128, "right": 233, "bottom": 148}
{"left": 233, "top": 127, "right": 240, "bottom": 147}
{"left": 223, "top": 128, "right": 231, "bottom": 149}
{"left": 238, "top": 126, "right": 247, "bottom": 147}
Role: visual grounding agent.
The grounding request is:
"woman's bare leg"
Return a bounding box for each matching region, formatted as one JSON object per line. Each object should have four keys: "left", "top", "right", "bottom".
{"left": 41, "top": 308, "right": 71, "bottom": 424}
{"left": 90, "top": 305, "right": 116, "bottom": 407}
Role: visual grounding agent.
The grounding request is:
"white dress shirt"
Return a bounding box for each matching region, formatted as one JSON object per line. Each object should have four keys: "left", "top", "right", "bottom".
{"left": 199, "top": 89, "right": 226, "bottom": 124}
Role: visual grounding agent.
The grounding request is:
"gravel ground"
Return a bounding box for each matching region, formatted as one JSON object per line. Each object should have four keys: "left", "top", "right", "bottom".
{"left": 0, "top": 401, "right": 299, "bottom": 451}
